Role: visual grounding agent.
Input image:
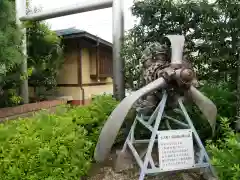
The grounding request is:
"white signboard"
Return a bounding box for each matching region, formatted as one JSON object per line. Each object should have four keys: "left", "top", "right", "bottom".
{"left": 158, "top": 129, "right": 194, "bottom": 171}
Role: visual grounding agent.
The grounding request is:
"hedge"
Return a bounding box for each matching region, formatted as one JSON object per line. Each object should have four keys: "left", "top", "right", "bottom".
{"left": 1, "top": 94, "right": 236, "bottom": 180}
{"left": 207, "top": 117, "right": 240, "bottom": 180}
{"left": 0, "top": 95, "right": 119, "bottom": 180}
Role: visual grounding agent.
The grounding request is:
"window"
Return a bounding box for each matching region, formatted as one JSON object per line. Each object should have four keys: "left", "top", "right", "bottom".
{"left": 99, "top": 51, "right": 113, "bottom": 77}
{"left": 89, "top": 46, "right": 113, "bottom": 79}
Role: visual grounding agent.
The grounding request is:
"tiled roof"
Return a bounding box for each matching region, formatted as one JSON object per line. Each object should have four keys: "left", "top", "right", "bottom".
{"left": 54, "top": 27, "right": 112, "bottom": 47}
{"left": 55, "top": 28, "right": 85, "bottom": 36}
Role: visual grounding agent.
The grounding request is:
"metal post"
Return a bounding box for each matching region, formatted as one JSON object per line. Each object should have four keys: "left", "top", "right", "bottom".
{"left": 16, "top": 0, "right": 29, "bottom": 104}
{"left": 20, "top": 0, "right": 113, "bottom": 21}
{"left": 112, "top": 0, "right": 125, "bottom": 100}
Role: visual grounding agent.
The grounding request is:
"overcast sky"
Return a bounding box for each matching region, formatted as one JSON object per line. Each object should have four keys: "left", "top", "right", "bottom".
{"left": 31, "top": 0, "right": 137, "bottom": 43}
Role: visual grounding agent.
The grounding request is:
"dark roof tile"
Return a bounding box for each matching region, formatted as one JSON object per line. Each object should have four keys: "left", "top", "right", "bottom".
{"left": 55, "top": 28, "right": 85, "bottom": 36}
{"left": 54, "top": 27, "right": 112, "bottom": 47}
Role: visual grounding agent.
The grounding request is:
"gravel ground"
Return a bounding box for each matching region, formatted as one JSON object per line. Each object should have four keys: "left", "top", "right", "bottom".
{"left": 87, "top": 164, "right": 202, "bottom": 180}
{"left": 87, "top": 166, "right": 185, "bottom": 180}
{"left": 86, "top": 148, "right": 204, "bottom": 180}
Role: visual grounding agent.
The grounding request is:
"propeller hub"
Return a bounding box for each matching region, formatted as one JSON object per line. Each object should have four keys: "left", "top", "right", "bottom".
{"left": 179, "top": 68, "right": 194, "bottom": 84}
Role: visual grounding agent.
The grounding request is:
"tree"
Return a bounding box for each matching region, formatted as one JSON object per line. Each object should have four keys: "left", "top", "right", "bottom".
{"left": 25, "top": 1, "right": 64, "bottom": 101}
{"left": 123, "top": 0, "right": 210, "bottom": 89}
{"left": 123, "top": 0, "right": 239, "bottom": 83}
{"left": 26, "top": 21, "right": 64, "bottom": 100}
{"left": 122, "top": 0, "right": 240, "bottom": 129}
{"left": 0, "top": 0, "right": 23, "bottom": 73}
{"left": 0, "top": 0, "right": 64, "bottom": 107}
{"left": 0, "top": 0, "right": 24, "bottom": 107}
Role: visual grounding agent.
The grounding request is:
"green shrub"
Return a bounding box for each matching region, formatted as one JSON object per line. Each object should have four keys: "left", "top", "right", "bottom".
{"left": 183, "top": 81, "right": 236, "bottom": 141}
{"left": 200, "top": 81, "right": 236, "bottom": 120}
{"left": 0, "top": 113, "right": 92, "bottom": 180}
{"left": 0, "top": 95, "right": 119, "bottom": 179}
{"left": 66, "top": 95, "right": 119, "bottom": 155}
{"left": 201, "top": 81, "right": 236, "bottom": 140}
{"left": 207, "top": 117, "right": 240, "bottom": 180}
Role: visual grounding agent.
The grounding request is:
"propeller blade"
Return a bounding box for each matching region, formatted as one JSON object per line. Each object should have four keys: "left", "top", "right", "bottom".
{"left": 94, "top": 77, "right": 167, "bottom": 162}
{"left": 188, "top": 86, "right": 217, "bottom": 133}
{"left": 165, "top": 35, "right": 185, "bottom": 65}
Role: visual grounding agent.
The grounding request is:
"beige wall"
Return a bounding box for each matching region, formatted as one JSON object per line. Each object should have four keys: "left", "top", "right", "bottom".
{"left": 56, "top": 85, "right": 113, "bottom": 101}
{"left": 83, "top": 84, "right": 113, "bottom": 100}
{"left": 50, "top": 43, "right": 114, "bottom": 102}
{"left": 57, "top": 87, "right": 82, "bottom": 100}
{"left": 82, "top": 48, "right": 91, "bottom": 84}
{"left": 57, "top": 50, "right": 78, "bottom": 84}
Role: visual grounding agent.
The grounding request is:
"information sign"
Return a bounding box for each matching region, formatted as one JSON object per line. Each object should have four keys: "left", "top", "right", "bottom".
{"left": 158, "top": 129, "right": 194, "bottom": 171}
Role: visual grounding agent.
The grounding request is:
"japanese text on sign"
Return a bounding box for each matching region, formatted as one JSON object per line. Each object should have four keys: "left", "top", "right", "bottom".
{"left": 158, "top": 129, "right": 194, "bottom": 171}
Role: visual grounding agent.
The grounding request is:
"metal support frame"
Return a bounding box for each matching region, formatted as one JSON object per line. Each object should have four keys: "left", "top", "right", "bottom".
{"left": 121, "top": 92, "right": 216, "bottom": 180}
{"left": 17, "top": 0, "right": 125, "bottom": 102}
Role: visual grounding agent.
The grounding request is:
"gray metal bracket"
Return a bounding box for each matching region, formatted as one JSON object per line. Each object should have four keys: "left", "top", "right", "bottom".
{"left": 120, "top": 91, "right": 217, "bottom": 180}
